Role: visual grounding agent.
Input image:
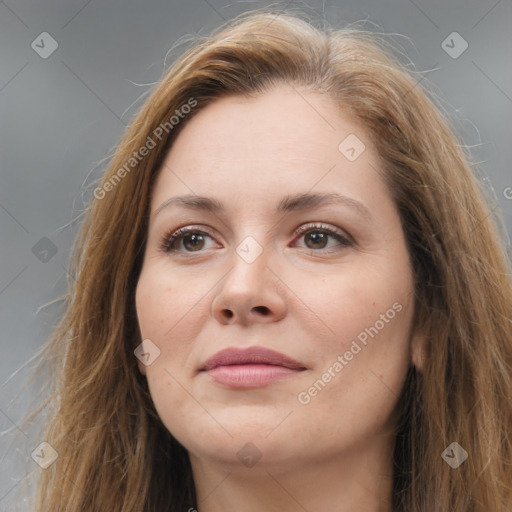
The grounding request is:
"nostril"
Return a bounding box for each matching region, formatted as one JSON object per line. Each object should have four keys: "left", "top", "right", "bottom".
{"left": 253, "top": 305, "right": 270, "bottom": 315}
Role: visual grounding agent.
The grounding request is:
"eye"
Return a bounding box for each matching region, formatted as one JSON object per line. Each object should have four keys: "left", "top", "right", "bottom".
{"left": 159, "top": 222, "right": 352, "bottom": 255}
{"left": 159, "top": 226, "right": 217, "bottom": 254}
{"left": 291, "top": 223, "right": 352, "bottom": 252}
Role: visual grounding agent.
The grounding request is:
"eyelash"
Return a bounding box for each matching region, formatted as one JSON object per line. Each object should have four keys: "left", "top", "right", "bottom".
{"left": 158, "top": 223, "right": 353, "bottom": 256}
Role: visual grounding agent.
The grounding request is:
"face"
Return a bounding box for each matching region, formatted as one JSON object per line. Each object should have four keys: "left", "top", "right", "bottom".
{"left": 135, "top": 84, "right": 419, "bottom": 472}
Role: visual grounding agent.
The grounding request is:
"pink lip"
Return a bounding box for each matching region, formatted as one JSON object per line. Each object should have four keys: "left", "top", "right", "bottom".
{"left": 200, "top": 346, "right": 306, "bottom": 388}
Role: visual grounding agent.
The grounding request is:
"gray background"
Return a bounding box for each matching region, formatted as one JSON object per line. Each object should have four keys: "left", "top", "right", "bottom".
{"left": 1, "top": 0, "right": 511, "bottom": 507}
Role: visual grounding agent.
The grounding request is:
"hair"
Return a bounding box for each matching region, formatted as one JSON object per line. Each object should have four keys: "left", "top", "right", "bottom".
{"left": 24, "top": 7, "right": 511, "bottom": 512}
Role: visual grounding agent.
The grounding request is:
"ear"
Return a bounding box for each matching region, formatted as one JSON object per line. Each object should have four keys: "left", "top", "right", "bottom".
{"left": 411, "top": 333, "right": 427, "bottom": 372}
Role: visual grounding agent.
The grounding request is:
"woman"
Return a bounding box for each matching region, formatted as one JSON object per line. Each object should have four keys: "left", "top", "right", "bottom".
{"left": 31, "top": 9, "right": 512, "bottom": 511}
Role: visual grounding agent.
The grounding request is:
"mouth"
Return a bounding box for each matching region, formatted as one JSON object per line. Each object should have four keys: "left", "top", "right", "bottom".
{"left": 199, "top": 346, "right": 307, "bottom": 388}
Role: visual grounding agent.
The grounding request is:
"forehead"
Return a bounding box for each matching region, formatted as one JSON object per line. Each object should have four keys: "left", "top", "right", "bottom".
{"left": 150, "top": 85, "right": 388, "bottom": 216}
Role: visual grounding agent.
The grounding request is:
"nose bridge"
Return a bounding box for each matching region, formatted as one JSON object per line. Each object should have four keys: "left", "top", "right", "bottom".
{"left": 228, "top": 233, "right": 271, "bottom": 291}
{"left": 211, "top": 228, "right": 287, "bottom": 324}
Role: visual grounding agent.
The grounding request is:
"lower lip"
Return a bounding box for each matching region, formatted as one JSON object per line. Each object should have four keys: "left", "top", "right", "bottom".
{"left": 204, "top": 364, "right": 303, "bottom": 388}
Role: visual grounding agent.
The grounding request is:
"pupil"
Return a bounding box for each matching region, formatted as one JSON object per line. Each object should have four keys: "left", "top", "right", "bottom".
{"left": 184, "top": 233, "right": 204, "bottom": 251}
{"left": 307, "top": 232, "right": 326, "bottom": 248}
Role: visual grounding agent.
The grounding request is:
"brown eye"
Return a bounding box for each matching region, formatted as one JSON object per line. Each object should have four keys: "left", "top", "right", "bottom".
{"left": 160, "top": 223, "right": 352, "bottom": 256}
{"left": 178, "top": 232, "right": 207, "bottom": 251}
{"left": 293, "top": 224, "right": 352, "bottom": 252}
{"left": 160, "top": 228, "right": 215, "bottom": 253}
{"left": 304, "top": 232, "right": 329, "bottom": 249}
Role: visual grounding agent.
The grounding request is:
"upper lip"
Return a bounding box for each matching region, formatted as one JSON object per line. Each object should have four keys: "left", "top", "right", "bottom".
{"left": 200, "top": 346, "right": 306, "bottom": 371}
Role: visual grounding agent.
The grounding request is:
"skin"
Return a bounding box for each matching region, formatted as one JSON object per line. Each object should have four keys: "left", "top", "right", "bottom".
{"left": 135, "top": 84, "right": 425, "bottom": 512}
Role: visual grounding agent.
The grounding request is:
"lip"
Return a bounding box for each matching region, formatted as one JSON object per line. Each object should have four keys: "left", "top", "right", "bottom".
{"left": 200, "top": 346, "right": 306, "bottom": 388}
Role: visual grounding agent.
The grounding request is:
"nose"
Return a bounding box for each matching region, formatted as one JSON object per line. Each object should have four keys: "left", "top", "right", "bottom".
{"left": 211, "top": 243, "right": 287, "bottom": 326}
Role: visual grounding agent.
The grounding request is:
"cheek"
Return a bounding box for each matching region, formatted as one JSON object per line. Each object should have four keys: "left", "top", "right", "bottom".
{"left": 135, "top": 268, "right": 157, "bottom": 335}
{"left": 135, "top": 266, "right": 183, "bottom": 339}
{"left": 135, "top": 272, "right": 207, "bottom": 442}
{"left": 135, "top": 264, "right": 211, "bottom": 379}
{"left": 307, "top": 264, "right": 413, "bottom": 348}
{"left": 300, "top": 263, "right": 414, "bottom": 407}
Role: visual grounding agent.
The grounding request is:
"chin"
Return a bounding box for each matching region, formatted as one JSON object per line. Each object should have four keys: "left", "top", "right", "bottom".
{"left": 176, "top": 418, "right": 297, "bottom": 465}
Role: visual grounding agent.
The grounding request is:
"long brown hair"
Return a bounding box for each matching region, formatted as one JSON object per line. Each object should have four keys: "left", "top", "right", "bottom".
{"left": 25, "top": 8, "right": 512, "bottom": 511}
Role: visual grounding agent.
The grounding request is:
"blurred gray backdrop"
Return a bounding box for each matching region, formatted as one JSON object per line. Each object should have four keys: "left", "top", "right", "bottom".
{"left": 1, "top": 0, "right": 511, "bottom": 507}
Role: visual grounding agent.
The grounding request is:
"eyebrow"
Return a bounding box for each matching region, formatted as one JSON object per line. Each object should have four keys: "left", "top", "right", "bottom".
{"left": 153, "top": 192, "right": 372, "bottom": 220}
